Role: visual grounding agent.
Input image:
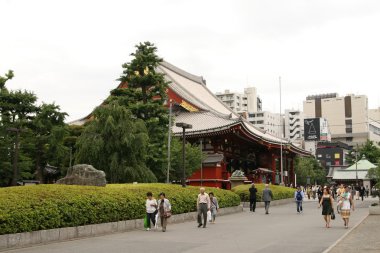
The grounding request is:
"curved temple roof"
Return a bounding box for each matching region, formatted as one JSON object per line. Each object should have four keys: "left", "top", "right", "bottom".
{"left": 160, "top": 61, "right": 310, "bottom": 156}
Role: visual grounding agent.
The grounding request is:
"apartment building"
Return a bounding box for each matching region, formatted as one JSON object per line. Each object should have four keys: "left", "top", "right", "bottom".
{"left": 303, "top": 93, "right": 368, "bottom": 147}
{"left": 284, "top": 110, "right": 304, "bottom": 145}
{"left": 215, "top": 87, "right": 262, "bottom": 114}
{"left": 248, "top": 111, "right": 283, "bottom": 138}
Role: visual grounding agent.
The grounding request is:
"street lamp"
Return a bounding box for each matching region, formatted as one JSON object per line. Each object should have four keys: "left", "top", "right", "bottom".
{"left": 175, "top": 122, "right": 193, "bottom": 187}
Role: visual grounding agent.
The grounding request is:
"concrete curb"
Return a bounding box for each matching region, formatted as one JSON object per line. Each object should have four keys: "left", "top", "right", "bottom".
{"left": 241, "top": 198, "right": 295, "bottom": 208}
{"left": 321, "top": 213, "right": 369, "bottom": 253}
{"left": 0, "top": 205, "right": 242, "bottom": 251}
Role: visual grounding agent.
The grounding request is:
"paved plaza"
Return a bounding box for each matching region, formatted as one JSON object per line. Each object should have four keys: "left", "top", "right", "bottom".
{"left": 3, "top": 198, "right": 376, "bottom": 253}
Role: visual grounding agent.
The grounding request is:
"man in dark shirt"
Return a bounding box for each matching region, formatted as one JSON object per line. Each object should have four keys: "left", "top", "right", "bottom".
{"left": 249, "top": 183, "right": 257, "bottom": 212}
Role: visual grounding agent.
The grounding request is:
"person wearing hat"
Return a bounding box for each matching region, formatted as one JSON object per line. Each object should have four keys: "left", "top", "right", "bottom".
{"left": 249, "top": 183, "right": 258, "bottom": 212}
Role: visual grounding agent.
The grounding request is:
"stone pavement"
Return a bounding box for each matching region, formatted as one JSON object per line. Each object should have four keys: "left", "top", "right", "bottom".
{"left": 3, "top": 198, "right": 376, "bottom": 253}
{"left": 328, "top": 214, "right": 380, "bottom": 253}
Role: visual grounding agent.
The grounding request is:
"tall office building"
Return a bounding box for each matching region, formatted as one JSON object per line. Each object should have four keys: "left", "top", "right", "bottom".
{"left": 303, "top": 93, "right": 368, "bottom": 146}
{"left": 215, "top": 87, "right": 262, "bottom": 114}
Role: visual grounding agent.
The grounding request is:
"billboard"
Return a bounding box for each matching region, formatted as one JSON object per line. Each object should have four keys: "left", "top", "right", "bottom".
{"left": 304, "top": 118, "right": 321, "bottom": 141}
{"left": 304, "top": 118, "right": 331, "bottom": 141}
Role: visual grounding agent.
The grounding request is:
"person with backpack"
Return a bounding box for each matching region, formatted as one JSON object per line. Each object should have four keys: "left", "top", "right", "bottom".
{"left": 294, "top": 186, "right": 304, "bottom": 214}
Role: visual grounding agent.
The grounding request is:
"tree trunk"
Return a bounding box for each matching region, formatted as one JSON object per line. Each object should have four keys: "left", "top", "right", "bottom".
{"left": 11, "top": 130, "right": 20, "bottom": 186}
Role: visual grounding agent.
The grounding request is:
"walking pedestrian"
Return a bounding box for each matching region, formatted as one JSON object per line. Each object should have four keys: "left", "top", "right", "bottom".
{"left": 294, "top": 186, "right": 304, "bottom": 213}
{"left": 317, "top": 186, "right": 323, "bottom": 203}
{"left": 365, "top": 185, "right": 369, "bottom": 198}
{"left": 249, "top": 183, "right": 257, "bottom": 212}
{"left": 197, "top": 187, "right": 211, "bottom": 228}
{"left": 340, "top": 185, "right": 355, "bottom": 229}
{"left": 307, "top": 186, "right": 311, "bottom": 200}
{"left": 262, "top": 184, "right": 274, "bottom": 214}
{"left": 318, "top": 187, "right": 334, "bottom": 228}
{"left": 209, "top": 192, "right": 219, "bottom": 223}
{"left": 157, "top": 192, "right": 171, "bottom": 232}
{"left": 359, "top": 185, "right": 365, "bottom": 201}
{"left": 145, "top": 192, "right": 158, "bottom": 231}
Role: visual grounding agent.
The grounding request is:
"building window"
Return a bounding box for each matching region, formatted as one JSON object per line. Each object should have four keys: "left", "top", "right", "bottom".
{"left": 257, "top": 113, "right": 264, "bottom": 117}
{"left": 346, "top": 128, "right": 352, "bottom": 133}
{"left": 346, "top": 137, "right": 353, "bottom": 142}
{"left": 257, "top": 120, "right": 264, "bottom": 124}
{"left": 249, "top": 113, "right": 255, "bottom": 118}
{"left": 326, "top": 154, "right": 331, "bottom": 159}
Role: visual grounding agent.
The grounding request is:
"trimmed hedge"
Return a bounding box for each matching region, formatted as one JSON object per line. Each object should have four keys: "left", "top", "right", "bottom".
{"left": 0, "top": 183, "right": 240, "bottom": 235}
{"left": 232, "top": 184, "right": 295, "bottom": 202}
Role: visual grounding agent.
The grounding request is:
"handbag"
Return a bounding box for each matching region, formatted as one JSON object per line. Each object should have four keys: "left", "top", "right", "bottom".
{"left": 164, "top": 211, "right": 172, "bottom": 218}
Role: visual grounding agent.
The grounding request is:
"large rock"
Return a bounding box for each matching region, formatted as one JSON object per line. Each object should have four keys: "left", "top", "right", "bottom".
{"left": 56, "top": 164, "right": 106, "bottom": 187}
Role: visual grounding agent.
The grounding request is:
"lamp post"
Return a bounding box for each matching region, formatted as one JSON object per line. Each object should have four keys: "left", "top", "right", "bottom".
{"left": 175, "top": 122, "right": 192, "bottom": 187}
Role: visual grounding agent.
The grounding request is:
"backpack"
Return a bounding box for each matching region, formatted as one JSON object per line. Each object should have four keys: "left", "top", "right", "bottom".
{"left": 296, "top": 191, "right": 303, "bottom": 201}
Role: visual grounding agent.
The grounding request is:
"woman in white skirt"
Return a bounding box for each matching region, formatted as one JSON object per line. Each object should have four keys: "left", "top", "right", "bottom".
{"left": 340, "top": 185, "right": 355, "bottom": 228}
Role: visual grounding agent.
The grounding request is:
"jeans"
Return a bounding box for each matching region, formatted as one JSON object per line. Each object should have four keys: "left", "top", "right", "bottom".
{"left": 250, "top": 199, "right": 256, "bottom": 212}
{"left": 264, "top": 201, "right": 270, "bottom": 213}
{"left": 296, "top": 201, "right": 303, "bottom": 212}
{"left": 197, "top": 203, "right": 208, "bottom": 227}
{"left": 146, "top": 212, "right": 156, "bottom": 228}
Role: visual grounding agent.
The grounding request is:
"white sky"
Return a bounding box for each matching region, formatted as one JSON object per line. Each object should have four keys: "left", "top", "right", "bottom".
{"left": 1, "top": 0, "right": 380, "bottom": 121}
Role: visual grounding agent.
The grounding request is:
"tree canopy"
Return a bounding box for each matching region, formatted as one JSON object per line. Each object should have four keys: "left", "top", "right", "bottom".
{"left": 295, "top": 156, "right": 326, "bottom": 186}
{"left": 0, "top": 71, "right": 68, "bottom": 186}
{"left": 75, "top": 102, "right": 157, "bottom": 183}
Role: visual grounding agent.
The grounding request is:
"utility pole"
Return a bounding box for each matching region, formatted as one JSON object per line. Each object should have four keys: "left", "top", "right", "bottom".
{"left": 166, "top": 100, "right": 173, "bottom": 184}
{"left": 200, "top": 139, "right": 203, "bottom": 186}
{"left": 279, "top": 76, "right": 284, "bottom": 185}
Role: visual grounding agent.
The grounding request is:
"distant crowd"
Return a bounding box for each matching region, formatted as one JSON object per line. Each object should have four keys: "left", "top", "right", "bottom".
{"left": 142, "top": 183, "right": 372, "bottom": 232}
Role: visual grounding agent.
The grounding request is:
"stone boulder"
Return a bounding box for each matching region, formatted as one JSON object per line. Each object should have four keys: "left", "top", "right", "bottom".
{"left": 56, "top": 164, "right": 106, "bottom": 187}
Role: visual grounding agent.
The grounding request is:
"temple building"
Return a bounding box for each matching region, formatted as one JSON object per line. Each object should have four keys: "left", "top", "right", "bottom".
{"left": 71, "top": 61, "right": 310, "bottom": 188}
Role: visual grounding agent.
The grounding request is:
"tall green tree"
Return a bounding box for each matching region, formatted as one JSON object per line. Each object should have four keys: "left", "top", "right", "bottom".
{"left": 0, "top": 71, "right": 68, "bottom": 186}
{"left": 75, "top": 102, "right": 156, "bottom": 183}
{"left": 109, "top": 41, "right": 170, "bottom": 179}
{"left": 30, "top": 103, "right": 68, "bottom": 182}
{"left": 295, "top": 156, "right": 326, "bottom": 185}
{"left": 0, "top": 88, "right": 38, "bottom": 186}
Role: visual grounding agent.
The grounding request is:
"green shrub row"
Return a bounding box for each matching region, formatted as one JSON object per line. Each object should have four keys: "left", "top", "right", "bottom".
{"left": 0, "top": 183, "right": 240, "bottom": 235}
{"left": 231, "top": 184, "right": 295, "bottom": 202}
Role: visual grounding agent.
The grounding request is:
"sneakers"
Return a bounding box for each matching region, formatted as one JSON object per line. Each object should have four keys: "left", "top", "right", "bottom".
{"left": 146, "top": 228, "right": 150, "bottom": 231}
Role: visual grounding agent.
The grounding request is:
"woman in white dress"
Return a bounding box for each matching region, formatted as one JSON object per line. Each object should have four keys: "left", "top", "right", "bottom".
{"left": 340, "top": 185, "right": 355, "bottom": 228}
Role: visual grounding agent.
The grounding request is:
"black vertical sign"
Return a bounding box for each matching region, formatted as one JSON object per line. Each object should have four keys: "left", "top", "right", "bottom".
{"left": 304, "top": 118, "right": 320, "bottom": 141}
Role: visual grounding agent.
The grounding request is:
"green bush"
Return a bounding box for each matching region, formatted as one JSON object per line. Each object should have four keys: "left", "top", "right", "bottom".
{"left": 231, "top": 184, "right": 295, "bottom": 202}
{"left": 0, "top": 184, "right": 239, "bottom": 235}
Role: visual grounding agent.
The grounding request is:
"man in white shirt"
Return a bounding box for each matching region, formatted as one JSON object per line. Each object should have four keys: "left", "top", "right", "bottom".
{"left": 197, "top": 187, "right": 210, "bottom": 228}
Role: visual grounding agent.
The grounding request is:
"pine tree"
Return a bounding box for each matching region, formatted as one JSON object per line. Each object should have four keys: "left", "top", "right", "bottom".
{"left": 110, "top": 42, "right": 170, "bottom": 180}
